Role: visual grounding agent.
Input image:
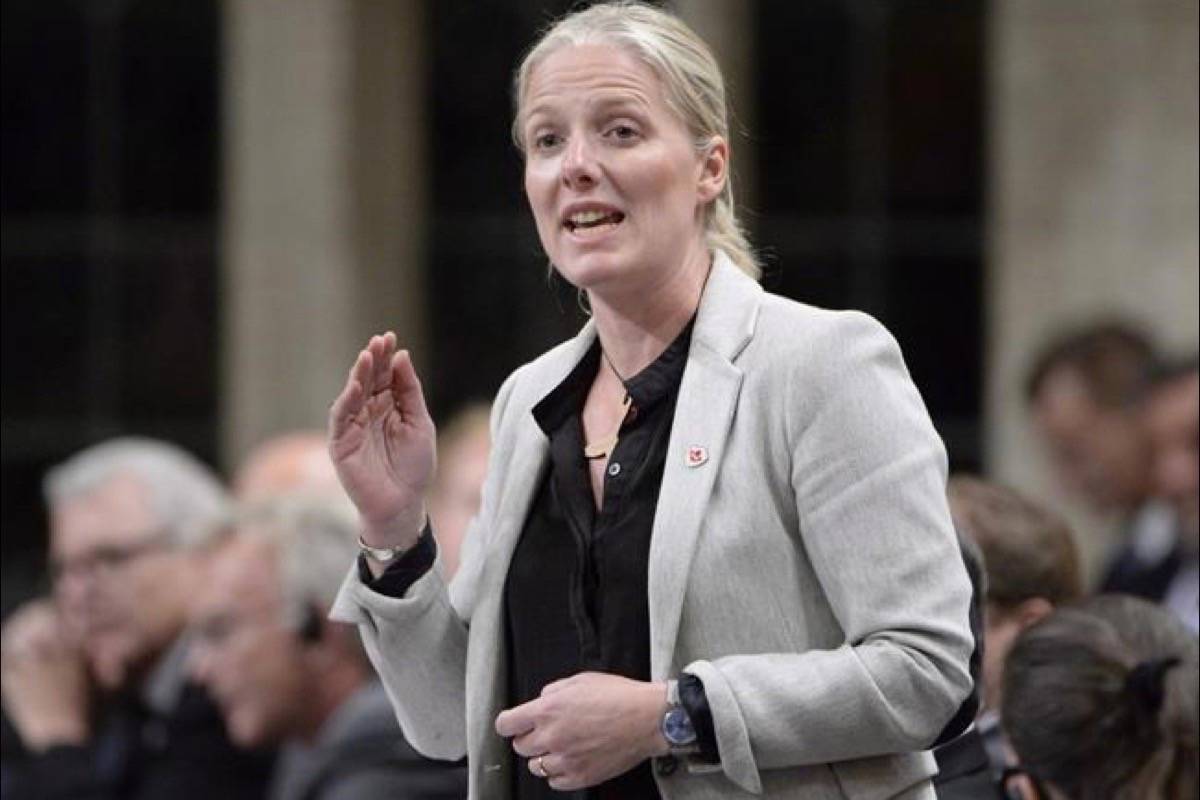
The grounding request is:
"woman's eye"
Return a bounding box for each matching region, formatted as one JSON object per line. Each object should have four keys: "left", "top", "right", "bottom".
{"left": 533, "top": 132, "right": 561, "bottom": 150}
{"left": 608, "top": 124, "right": 639, "bottom": 141}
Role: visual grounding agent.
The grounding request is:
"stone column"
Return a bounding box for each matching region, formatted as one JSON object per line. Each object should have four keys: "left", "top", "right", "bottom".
{"left": 987, "top": 0, "right": 1198, "bottom": 579}
{"left": 221, "top": 0, "right": 427, "bottom": 467}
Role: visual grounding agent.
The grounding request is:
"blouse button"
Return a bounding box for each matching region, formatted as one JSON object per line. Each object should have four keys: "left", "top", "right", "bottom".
{"left": 607, "top": 462, "right": 622, "bottom": 477}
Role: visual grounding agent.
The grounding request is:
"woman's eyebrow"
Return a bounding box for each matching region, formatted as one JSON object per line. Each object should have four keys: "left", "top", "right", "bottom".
{"left": 588, "top": 94, "right": 650, "bottom": 115}
{"left": 522, "top": 92, "right": 652, "bottom": 131}
{"left": 522, "top": 103, "right": 555, "bottom": 125}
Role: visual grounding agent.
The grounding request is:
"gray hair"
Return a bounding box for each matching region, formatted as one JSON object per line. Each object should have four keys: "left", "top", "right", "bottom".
{"left": 43, "top": 437, "right": 230, "bottom": 550}
{"left": 511, "top": 0, "right": 760, "bottom": 280}
{"left": 237, "top": 494, "right": 360, "bottom": 621}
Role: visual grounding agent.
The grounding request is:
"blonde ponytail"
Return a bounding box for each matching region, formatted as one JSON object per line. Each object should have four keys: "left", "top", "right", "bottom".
{"left": 706, "top": 179, "right": 759, "bottom": 280}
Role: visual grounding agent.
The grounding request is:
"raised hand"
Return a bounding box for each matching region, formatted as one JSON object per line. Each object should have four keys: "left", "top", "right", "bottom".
{"left": 0, "top": 599, "right": 91, "bottom": 751}
{"left": 328, "top": 332, "right": 435, "bottom": 548}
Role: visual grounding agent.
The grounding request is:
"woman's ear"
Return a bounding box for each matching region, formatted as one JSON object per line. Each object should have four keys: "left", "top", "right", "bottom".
{"left": 696, "top": 136, "right": 729, "bottom": 204}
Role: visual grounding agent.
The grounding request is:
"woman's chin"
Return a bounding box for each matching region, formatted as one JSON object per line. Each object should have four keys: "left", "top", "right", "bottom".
{"left": 552, "top": 252, "right": 628, "bottom": 292}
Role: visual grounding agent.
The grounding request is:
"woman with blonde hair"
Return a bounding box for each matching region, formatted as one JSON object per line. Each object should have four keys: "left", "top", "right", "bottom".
{"left": 329, "top": 3, "right": 973, "bottom": 797}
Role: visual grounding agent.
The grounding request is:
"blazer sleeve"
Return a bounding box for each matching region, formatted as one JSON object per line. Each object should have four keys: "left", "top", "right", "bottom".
{"left": 329, "top": 368, "right": 523, "bottom": 762}
{"left": 684, "top": 311, "right": 974, "bottom": 790}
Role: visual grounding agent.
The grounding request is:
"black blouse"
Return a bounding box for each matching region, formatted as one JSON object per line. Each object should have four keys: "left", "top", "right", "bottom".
{"left": 505, "top": 321, "right": 692, "bottom": 800}
{"left": 363, "top": 319, "right": 718, "bottom": 799}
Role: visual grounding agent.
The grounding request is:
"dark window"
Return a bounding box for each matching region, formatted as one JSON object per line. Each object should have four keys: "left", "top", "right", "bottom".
{"left": 1, "top": 1, "right": 220, "bottom": 616}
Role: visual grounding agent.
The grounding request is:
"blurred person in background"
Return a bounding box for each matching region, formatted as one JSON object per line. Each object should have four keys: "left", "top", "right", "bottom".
{"left": 1141, "top": 355, "right": 1200, "bottom": 633}
{"left": 1002, "top": 594, "right": 1198, "bottom": 800}
{"left": 328, "top": 3, "right": 973, "bottom": 798}
{"left": 426, "top": 402, "right": 491, "bottom": 582}
{"left": 0, "top": 438, "right": 273, "bottom": 800}
{"left": 234, "top": 431, "right": 344, "bottom": 503}
{"left": 188, "top": 495, "right": 467, "bottom": 800}
{"left": 931, "top": 531, "right": 1005, "bottom": 799}
{"left": 232, "top": 418, "right": 490, "bottom": 583}
{"left": 947, "top": 475, "right": 1083, "bottom": 779}
{"left": 1024, "top": 322, "right": 1178, "bottom": 597}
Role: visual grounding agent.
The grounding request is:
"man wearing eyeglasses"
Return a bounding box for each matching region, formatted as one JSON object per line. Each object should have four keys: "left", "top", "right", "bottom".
{"left": 0, "top": 438, "right": 274, "bottom": 800}
{"left": 188, "top": 495, "right": 467, "bottom": 800}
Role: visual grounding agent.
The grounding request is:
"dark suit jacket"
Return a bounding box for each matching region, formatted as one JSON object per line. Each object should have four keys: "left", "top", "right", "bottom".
{"left": 933, "top": 728, "right": 1005, "bottom": 800}
{"left": 2, "top": 679, "right": 273, "bottom": 800}
{"left": 1101, "top": 540, "right": 1183, "bottom": 601}
{"left": 269, "top": 681, "right": 466, "bottom": 800}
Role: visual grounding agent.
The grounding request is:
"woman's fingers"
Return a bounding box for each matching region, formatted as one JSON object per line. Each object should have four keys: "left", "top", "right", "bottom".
{"left": 532, "top": 753, "right": 568, "bottom": 784}
{"left": 512, "top": 731, "right": 543, "bottom": 758}
{"left": 390, "top": 350, "right": 432, "bottom": 426}
{"left": 328, "top": 377, "right": 364, "bottom": 442}
{"left": 354, "top": 343, "right": 377, "bottom": 390}
{"left": 366, "top": 333, "right": 398, "bottom": 395}
{"left": 329, "top": 331, "right": 430, "bottom": 447}
{"left": 495, "top": 702, "right": 538, "bottom": 738}
{"left": 328, "top": 352, "right": 370, "bottom": 442}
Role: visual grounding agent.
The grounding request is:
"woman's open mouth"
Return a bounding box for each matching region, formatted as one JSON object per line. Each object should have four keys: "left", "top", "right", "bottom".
{"left": 564, "top": 210, "right": 625, "bottom": 237}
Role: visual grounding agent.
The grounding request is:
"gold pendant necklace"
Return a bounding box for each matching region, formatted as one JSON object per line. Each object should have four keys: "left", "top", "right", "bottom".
{"left": 584, "top": 349, "right": 632, "bottom": 460}
{"left": 584, "top": 393, "right": 632, "bottom": 459}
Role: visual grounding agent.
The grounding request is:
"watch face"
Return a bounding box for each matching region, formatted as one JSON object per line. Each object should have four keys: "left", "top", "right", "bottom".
{"left": 662, "top": 706, "right": 697, "bottom": 746}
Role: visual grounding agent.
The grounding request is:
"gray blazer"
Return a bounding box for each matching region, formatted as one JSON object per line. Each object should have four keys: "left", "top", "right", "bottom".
{"left": 332, "top": 252, "right": 974, "bottom": 799}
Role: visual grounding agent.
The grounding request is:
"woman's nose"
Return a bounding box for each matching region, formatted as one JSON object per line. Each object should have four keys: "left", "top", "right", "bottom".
{"left": 561, "top": 136, "right": 598, "bottom": 189}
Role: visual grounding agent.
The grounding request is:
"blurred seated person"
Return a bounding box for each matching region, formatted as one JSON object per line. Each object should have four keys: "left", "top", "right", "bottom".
{"left": 1025, "top": 322, "right": 1177, "bottom": 595}
{"left": 947, "top": 475, "right": 1083, "bottom": 778}
{"left": 1002, "top": 594, "right": 1198, "bottom": 799}
{"left": 234, "top": 430, "right": 343, "bottom": 502}
{"left": 931, "top": 531, "right": 1005, "bottom": 799}
{"left": 1141, "top": 355, "right": 1199, "bottom": 633}
{"left": 0, "top": 438, "right": 273, "bottom": 800}
{"left": 189, "top": 495, "right": 468, "bottom": 800}
{"left": 426, "top": 402, "right": 491, "bottom": 582}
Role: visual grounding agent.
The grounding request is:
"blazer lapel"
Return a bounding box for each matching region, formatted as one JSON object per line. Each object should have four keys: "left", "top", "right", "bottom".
{"left": 648, "top": 254, "right": 762, "bottom": 678}
{"left": 465, "top": 418, "right": 548, "bottom": 789}
{"left": 648, "top": 348, "right": 742, "bottom": 678}
{"left": 478, "top": 319, "right": 598, "bottom": 588}
{"left": 465, "top": 322, "right": 598, "bottom": 789}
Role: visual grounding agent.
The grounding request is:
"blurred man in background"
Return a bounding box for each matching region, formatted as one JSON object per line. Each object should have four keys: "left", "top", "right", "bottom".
{"left": 189, "top": 495, "right": 467, "bottom": 800}
{"left": 1025, "top": 322, "right": 1178, "bottom": 596}
{"left": 930, "top": 531, "right": 999, "bottom": 799}
{"left": 1141, "top": 356, "right": 1200, "bottom": 633}
{"left": 947, "top": 475, "right": 1083, "bottom": 779}
{"left": 0, "top": 438, "right": 273, "bottom": 800}
{"left": 426, "top": 402, "right": 491, "bottom": 582}
{"left": 233, "top": 430, "right": 342, "bottom": 503}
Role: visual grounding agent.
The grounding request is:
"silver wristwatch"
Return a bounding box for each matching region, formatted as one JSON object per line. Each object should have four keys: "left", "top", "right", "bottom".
{"left": 357, "top": 534, "right": 411, "bottom": 565}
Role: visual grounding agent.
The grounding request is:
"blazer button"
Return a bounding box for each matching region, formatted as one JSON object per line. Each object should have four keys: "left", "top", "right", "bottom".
{"left": 654, "top": 755, "right": 678, "bottom": 776}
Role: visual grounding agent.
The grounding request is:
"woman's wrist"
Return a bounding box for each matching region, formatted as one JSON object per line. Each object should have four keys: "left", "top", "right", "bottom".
{"left": 360, "top": 504, "right": 427, "bottom": 550}
{"left": 645, "top": 680, "right": 672, "bottom": 758}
